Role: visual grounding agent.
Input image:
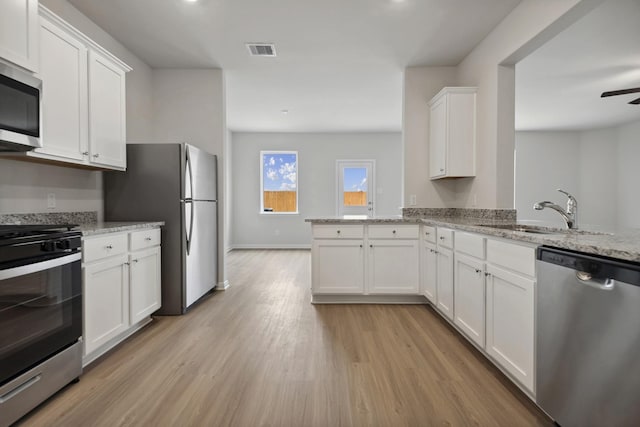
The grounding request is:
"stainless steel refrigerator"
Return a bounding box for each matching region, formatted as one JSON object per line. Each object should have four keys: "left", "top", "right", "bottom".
{"left": 104, "top": 143, "right": 218, "bottom": 315}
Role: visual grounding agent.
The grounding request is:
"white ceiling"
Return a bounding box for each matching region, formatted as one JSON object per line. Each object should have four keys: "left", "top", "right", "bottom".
{"left": 67, "top": 0, "right": 520, "bottom": 132}
{"left": 515, "top": 0, "right": 640, "bottom": 132}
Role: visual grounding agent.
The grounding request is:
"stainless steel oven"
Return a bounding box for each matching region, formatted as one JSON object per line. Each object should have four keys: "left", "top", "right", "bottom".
{"left": 0, "top": 63, "right": 42, "bottom": 152}
{"left": 0, "top": 225, "right": 82, "bottom": 426}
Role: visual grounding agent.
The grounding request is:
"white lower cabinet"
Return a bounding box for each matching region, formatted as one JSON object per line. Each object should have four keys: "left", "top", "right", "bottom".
{"left": 129, "top": 246, "right": 162, "bottom": 325}
{"left": 368, "top": 239, "right": 419, "bottom": 294}
{"left": 312, "top": 239, "right": 365, "bottom": 294}
{"left": 453, "top": 253, "right": 485, "bottom": 347}
{"left": 421, "top": 241, "right": 437, "bottom": 303}
{"left": 83, "top": 254, "right": 129, "bottom": 356}
{"left": 310, "top": 224, "right": 419, "bottom": 296}
{"left": 82, "top": 228, "right": 161, "bottom": 364}
{"left": 435, "top": 247, "right": 454, "bottom": 320}
{"left": 485, "top": 263, "right": 535, "bottom": 393}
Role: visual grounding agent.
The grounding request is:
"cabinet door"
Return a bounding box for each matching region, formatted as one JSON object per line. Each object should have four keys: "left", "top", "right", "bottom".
{"left": 486, "top": 264, "right": 535, "bottom": 393}
{"left": 429, "top": 95, "right": 447, "bottom": 178}
{"left": 130, "top": 246, "right": 161, "bottom": 325}
{"left": 83, "top": 255, "right": 129, "bottom": 356}
{"left": 421, "top": 241, "right": 437, "bottom": 303}
{"left": 88, "top": 50, "right": 126, "bottom": 169}
{"left": 37, "top": 18, "right": 88, "bottom": 161}
{"left": 436, "top": 247, "right": 454, "bottom": 320}
{"left": 312, "top": 240, "right": 364, "bottom": 294}
{"left": 454, "top": 253, "right": 485, "bottom": 347}
{"left": 368, "top": 240, "right": 419, "bottom": 294}
{"left": 0, "top": 0, "right": 38, "bottom": 72}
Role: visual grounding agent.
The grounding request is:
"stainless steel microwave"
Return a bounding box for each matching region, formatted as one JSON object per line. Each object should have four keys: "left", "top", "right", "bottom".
{"left": 0, "top": 63, "right": 42, "bottom": 151}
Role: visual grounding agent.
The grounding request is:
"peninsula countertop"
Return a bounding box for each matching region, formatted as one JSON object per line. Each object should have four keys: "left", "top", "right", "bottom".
{"left": 306, "top": 216, "right": 640, "bottom": 263}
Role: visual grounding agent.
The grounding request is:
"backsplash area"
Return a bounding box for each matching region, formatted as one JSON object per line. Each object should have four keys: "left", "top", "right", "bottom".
{"left": 402, "top": 208, "right": 517, "bottom": 221}
{"left": 0, "top": 211, "right": 98, "bottom": 225}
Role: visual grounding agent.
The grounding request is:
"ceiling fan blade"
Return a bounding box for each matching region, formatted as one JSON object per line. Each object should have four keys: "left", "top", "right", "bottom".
{"left": 629, "top": 97, "right": 640, "bottom": 105}
{"left": 601, "top": 87, "right": 640, "bottom": 97}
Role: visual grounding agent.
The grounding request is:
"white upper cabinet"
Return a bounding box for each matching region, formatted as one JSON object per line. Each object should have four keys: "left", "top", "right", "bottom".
{"left": 428, "top": 87, "right": 476, "bottom": 179}
{"left": 88, "top": 50, "right": 127, "bottom": 169}
{"left": 15, "top": 6, "right": 130, "bottom": 170}
{"left": 0, "top": 0, "right": 39, "bottom": 72}
{"left": 37, "top": 17, "right": 88, "bottom": 161}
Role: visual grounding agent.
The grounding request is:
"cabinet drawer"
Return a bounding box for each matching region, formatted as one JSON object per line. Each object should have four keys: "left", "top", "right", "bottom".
{"left": 367, "top": 225, "right": 419, "bottom": 239}
{"left": 422, "top": 225, "right": 436, "bottom": 243}
{"left": 83, "top": 233, "right": 128, "bottom": 263}
{"left": 130, "top": 228, "right": 161, "bottom": 251}
{"left": 487, "top": 239, "right": 536, "bottom": 277}
{"left": 313, "top": 224, "right": 364, "bottom": 239}
{"left": 455, "top": 231, "right": 485, "bottom": 259}
{"left": 436, "top": 228, "right": 454, "bottom": 248}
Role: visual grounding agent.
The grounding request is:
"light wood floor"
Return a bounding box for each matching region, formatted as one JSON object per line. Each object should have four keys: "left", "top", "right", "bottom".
{"left": 21, "top": 250, "right": 550, "bottom": 427}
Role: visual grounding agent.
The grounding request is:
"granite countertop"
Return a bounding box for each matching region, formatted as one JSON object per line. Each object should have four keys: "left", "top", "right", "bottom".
{"left": 306, "top": 216, "right": 640, "bottom": 263}
{"left": 77, "top": 221, "right": 164, "bottom": 236}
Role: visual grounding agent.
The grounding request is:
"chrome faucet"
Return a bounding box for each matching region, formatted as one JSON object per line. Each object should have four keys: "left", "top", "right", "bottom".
{"left": 534, "top": 189, "right": 578, "bottom": 229}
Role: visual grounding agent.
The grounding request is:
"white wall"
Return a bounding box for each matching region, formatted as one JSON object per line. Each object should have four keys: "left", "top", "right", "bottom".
{"left": 516, "top": 121, "right": 639, "bottom": 231}
{"left": 231, "top": 132, "right": 402, "bottom": 248}
{"left": 402, "top": 0, "right": 600, "bottom": 210}
{"left": 0, "top": 0, "right": 154, "bottom": 220}
{"left": 515, "top": 132, "right": 581, "bottom": 228}
{"left": 402, "top": 66, "right": 458, "bottom": 208}
{"left": 617, "top": 120, "right": 640, "bottom": 229}
{"left": 149, "top": 69, "right": 228, "bottom": 285}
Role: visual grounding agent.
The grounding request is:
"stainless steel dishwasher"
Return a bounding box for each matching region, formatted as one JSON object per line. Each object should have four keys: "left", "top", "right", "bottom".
{"left": 536, "top": 246, "right": 640, "bottom": 427}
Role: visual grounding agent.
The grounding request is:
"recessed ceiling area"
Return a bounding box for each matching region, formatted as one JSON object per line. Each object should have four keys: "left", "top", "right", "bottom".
{"left": 515, "top": 0, "right": 640, "bottom": 132}
{"left": 68, "top": 0, "right": 521, "bottom": 132}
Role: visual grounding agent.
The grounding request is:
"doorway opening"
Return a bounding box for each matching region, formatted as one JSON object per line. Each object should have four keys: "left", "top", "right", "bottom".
{"left": 336, "top": 160, "right": 375, "bottom": 217}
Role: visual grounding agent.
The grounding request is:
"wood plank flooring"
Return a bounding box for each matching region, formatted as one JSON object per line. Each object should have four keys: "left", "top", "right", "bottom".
{"left": 20, "top": 249, "right": 551, "bottom": 426}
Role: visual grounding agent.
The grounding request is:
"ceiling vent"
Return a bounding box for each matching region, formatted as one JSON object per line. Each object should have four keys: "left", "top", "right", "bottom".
{"left": 246, "top": 43, "right": 277, "bottom": 57}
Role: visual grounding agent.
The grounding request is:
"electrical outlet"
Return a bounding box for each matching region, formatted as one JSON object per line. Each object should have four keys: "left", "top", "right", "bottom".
{"left": 47, "top": 193, "right": 56, "bottom": 209}
{"left": 409, "top": 194, "right": 417, "bottom": 206}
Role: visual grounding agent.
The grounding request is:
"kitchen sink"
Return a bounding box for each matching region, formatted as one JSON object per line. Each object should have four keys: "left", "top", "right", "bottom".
{"left": 474, "top": 224, "right": 609, "bottom": 236}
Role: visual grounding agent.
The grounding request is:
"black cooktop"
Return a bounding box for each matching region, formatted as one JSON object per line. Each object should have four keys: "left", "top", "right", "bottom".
{"left": 0, "top": 224, "right": 79, "bottom": 240}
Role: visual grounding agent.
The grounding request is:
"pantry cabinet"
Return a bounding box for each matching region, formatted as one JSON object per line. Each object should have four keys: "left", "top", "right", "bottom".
{"left": 428, "top": 87, "right": 476, "bottom": 179}
{"left": 0, "top": 0, "right": 39, "bottom": 72}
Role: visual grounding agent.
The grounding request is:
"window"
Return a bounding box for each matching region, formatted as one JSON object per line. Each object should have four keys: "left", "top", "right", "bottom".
{"left": 260, "top": 151, "right": 298, "bottom": 214}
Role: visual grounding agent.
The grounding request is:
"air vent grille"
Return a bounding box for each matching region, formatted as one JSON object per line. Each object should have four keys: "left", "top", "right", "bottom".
{"left": 246, "top": 43, "right": 277, "bottom": 57}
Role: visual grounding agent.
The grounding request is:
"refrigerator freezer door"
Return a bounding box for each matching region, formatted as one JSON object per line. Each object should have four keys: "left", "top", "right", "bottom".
{"left": 185, "top": 200, "right": 218, "bottom": 307}
{"left": 185, "top": 144, "right": 217, "bottom": 201}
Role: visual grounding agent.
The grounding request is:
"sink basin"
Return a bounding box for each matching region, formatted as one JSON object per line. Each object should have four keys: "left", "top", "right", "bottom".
{"left": 481, "top": 224, "right": 564, "bottom": 234}
{"left": 474, "top": 224, "right": 610, "bottom": 236}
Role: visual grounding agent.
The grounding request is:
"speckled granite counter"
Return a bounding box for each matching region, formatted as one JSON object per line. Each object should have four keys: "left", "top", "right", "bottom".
{"left": 306, "top": 216, "right": 640, "bottom": 263}
{"left": 76, "top": 221, "right": 164, "bottom": 236}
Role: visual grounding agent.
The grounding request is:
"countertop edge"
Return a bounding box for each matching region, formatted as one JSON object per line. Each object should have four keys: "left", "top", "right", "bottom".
{"left": 306, "top": 217, "right": 640, "bottom": 263}
{"left": 79, "top": 221, "right": 165, "bottom": 236}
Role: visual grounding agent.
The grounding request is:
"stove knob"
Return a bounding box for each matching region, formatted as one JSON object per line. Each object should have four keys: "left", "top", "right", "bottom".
{"left": 56, "top": 240, "right": 71, "bottom": 250}
{"left": 41, "top": 241, "right": 55, "bottom": 252}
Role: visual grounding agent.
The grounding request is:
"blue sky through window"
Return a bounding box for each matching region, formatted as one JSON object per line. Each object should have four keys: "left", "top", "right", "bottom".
{"left": 262, "top": 152, "right": 297, "bottom": 191}
{"left": 343, "top": 167, "right": 367, "bottom": 192}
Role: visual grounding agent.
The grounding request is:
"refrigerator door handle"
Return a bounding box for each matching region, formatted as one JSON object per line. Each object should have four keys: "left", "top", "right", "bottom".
{"left": 185, "top": 201, "right": 194, "bottom": 255}
{"left": 185, "top": 145, "right": 194, "bottom": 200}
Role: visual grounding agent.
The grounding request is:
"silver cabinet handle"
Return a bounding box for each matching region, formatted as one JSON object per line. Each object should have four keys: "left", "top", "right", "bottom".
{"left": 336, "top": 230, "right": 341, "bottom": 234}
{"left": 93, "top": 153, "right": 100, "bottom": 158}
{"left": 105, "top": 245, "right": 113, "bottom": 249}
{"left": 145, "top": 237, "right": 152, "bottom": 241}
{"left": 475, "top": 269, "right": 482, "bottom": 274}
{"left": 440, "top": 168, "right": 444, "bottom": 172}
{"left": 369, "top": 244, "right": 373, "bottom": 248}
{"left": 485, "top": 272, "right": 491, "bottom": 277}
{"left": 359, "top": 244, "right": 363, "bottom": 248}
{"left": 82, "top": 151, "right": 89, "bottom": 156}
{"left": 124, "top": 262, "right": 130, "bottom": 266}
{"left": 392, "top": 230, "right": 396, "bottom": 234}
{"left": 132, "top": 259, "right": 138, "bottom": 263}
{"left": 425, "top": 232, "right": 430, "bottom": 235}
{"left": 439, "top": 236, "right": 445, "bottom": 240}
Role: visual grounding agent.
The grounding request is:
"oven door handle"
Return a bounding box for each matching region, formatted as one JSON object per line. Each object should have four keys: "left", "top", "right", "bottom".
{"left": 0, "top": 252, "right": 81, "bottom": 281}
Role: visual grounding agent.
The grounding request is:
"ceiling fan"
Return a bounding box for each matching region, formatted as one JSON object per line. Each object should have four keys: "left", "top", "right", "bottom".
{"left": 600, "top": 87, "right": 640, "bottom": 105}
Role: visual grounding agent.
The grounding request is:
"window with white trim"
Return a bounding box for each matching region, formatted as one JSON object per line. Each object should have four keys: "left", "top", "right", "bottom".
{"left": 260, "top": 151, "right": 298, "bottom": 214}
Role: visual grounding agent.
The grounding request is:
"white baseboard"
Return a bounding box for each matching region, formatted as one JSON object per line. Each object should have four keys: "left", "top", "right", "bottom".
{"left": 311, "top": 294, "right": 429, "bottom": 304}
{"left": 230, "top": 244, "right": 311, "bottom": 250}
{"left": 217, "top": 280, "right": 230, "bottom": 290}
{"left": 82, "top": 317, "right": 153, "bottom": 367}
